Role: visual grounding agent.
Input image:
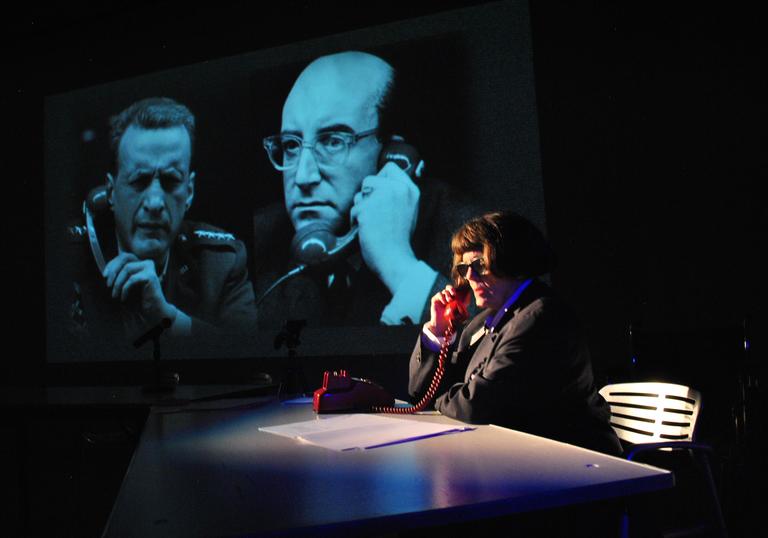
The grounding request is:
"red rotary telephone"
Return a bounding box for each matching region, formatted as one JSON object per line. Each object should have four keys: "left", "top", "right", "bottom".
{"left": 313, "top": 288, "right": 470, "bottom": 414}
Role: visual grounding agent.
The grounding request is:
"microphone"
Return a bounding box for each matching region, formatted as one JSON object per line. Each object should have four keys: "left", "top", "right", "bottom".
{"left": 289, "top": 221, "right": 341, "bottom": 267}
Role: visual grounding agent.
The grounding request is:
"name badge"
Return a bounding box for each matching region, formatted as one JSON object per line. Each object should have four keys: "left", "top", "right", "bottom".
{"left": 469, "top": 326, "right": 488, "bottom": 347}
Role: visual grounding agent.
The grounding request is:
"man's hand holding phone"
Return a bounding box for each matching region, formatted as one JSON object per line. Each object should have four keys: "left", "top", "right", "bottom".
{"left": 103, "top": 252, "right": 178, "bottom": 327}
{"left": 350, "top": 161, "right": 421, "bottom": 296}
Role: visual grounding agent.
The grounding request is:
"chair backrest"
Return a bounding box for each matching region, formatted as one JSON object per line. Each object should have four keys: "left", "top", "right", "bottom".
{"left": 599, "top": 382, "right": 702, "bottom": 445}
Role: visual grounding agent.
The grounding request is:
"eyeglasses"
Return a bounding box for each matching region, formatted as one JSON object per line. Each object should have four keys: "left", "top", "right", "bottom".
{"left": 456, "top": 258, "right": 489, "bottom": 279}
{"left": 263, "top": 128, "right": 378, "bottom": 171}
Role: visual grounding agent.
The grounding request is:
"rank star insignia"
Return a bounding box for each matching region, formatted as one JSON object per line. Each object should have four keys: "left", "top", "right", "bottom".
{"left": 68, "top": 225, "right": 87, "bottom": 238}
{"left": 193, "top": 230, "right": 235, "bottom": 241}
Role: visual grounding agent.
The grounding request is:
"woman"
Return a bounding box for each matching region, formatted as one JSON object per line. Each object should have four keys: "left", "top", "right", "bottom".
{"left": 409, "top": 211, "right": 622, "bottom": 456}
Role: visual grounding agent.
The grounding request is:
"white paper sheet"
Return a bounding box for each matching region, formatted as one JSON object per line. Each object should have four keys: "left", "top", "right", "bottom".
{"left": 259, "top": 414, "right": 474, "bottom": 451}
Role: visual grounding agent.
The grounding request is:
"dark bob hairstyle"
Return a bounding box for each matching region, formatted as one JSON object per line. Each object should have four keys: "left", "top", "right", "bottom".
{"left": 451, "top": 210, "right": 556, "bottom": 286}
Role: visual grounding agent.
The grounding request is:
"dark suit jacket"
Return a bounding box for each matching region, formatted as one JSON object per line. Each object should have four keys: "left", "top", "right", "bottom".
{"left": 409, "top": 279, "right": 622, "bottom": 456}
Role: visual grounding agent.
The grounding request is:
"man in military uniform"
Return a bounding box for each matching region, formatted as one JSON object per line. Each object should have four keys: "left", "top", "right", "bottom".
{"left": 65, "top": 97, "right": 256, "bottom": 359}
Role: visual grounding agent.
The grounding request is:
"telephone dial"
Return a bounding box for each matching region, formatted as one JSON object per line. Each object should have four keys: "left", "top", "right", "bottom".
{"left": 256, "top": 138, "right": 424, "bottom": 306}
{"left": 313, "top": 287, "right": 470, "bottom": 414}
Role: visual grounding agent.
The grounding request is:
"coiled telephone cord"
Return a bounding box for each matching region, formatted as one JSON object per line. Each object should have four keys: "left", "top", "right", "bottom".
{"left": 371, "top": 326, "right": 453, "bottom": 414}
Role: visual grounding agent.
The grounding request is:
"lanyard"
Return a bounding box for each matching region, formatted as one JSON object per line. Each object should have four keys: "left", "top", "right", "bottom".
{"left": 485, "top": 278, "right": 533, "bottom": 333}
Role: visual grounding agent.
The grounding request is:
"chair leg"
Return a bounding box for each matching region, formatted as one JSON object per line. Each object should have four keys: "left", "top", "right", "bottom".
{"left": 620, "top": 505, "right": 630, "bottom": 538}
{"left": 695, "top": 451, "right": 729, "bottom": 538}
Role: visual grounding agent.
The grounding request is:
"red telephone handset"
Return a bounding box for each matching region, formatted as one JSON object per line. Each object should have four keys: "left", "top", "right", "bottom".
{"left": 313, "top": 286, "right": 471, "bottom": 414}
{"left": 444, "top": 286, "right": 471, "bottom": 329}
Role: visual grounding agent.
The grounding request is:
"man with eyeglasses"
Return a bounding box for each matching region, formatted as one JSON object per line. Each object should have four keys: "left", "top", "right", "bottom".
{"left": 253, "top": 51, "right": 476, "bottom": 328}
{"left": 409, "top": 211, "right": 622, "bottom": 456}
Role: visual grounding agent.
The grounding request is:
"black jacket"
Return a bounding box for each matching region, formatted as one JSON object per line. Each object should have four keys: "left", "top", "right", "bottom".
{"left": 409, "top": 279, "right": 622, "bottom": 456}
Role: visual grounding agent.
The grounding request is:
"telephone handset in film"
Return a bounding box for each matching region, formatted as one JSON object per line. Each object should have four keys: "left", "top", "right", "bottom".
{"left": 83, "top": 185, "right": 145, "bottom": 311}
{"left": 289, "top": 138, "right": 424, "bottom": 267}
{"left": 83, "top": 185, "right": 110, "bottom": 274}
{"left": 313, "top": 286, "right": 471, "bottom": 414}
{"left": 82, "top": 185, "right": 176, "bottom": 361}
{"left": 257, "top": 138, "right": 424, "bottom": 306}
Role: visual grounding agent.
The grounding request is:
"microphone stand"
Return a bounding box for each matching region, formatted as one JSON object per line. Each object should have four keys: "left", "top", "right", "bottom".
{"left": 274, "top": 319, "right": 308, "bottom": 398}
{"left": 135, "top": 317, "right": 179, "bottom": 393}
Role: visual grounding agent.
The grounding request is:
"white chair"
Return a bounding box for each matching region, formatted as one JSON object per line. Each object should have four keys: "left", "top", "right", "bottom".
{"left": 599, "top": 382, "right": 728, "bottom": 538}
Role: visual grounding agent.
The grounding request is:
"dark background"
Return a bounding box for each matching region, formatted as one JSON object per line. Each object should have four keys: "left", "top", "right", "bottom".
{"left": 3, "top": 1, "right": 763, "bottom": 536}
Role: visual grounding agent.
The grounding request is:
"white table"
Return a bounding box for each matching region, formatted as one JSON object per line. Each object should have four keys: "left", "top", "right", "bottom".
{"left": 103, "top": 397, "right": 673, "bottom": 537}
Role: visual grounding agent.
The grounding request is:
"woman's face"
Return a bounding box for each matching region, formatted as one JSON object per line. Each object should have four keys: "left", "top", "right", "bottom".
{"left": 459, "top": 250, "right": 519, "bottom": 311}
